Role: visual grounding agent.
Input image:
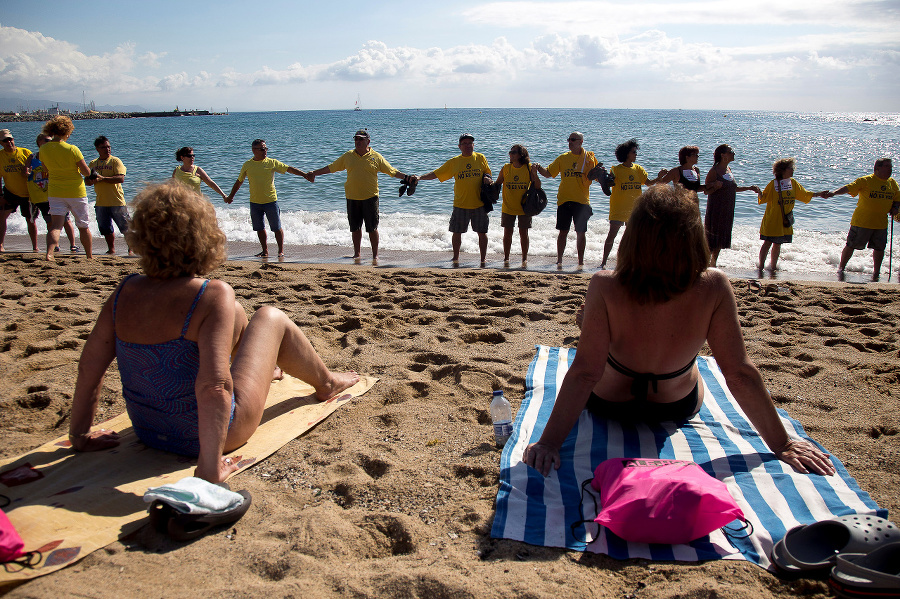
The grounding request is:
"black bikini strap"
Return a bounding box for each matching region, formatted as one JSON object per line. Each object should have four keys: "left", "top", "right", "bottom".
{"left": 606, "top": 354, "right": 698, "bottom": 402}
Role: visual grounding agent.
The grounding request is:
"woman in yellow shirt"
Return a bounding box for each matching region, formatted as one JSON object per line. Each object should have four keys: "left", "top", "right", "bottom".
{"left": 172, "top": 147, "right": 227, "bottom": 201}
{"left": 757, "top": 158, "right": 830, "bottom": 271}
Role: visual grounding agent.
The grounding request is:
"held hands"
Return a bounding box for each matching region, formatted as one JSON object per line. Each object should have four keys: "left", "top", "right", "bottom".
{"left": 303, "top": 171, "right": 315, "bottom": 183}
{"left": 658, "top": 168, "right": 668, "bottom": 179}
{"left": 523, "top": 442, "right": 561, "bottom": 477}
{"left": 750, "top": 185, "right": 762, "bottom": 195}
{"left": 224, "top": 194, "right": 234, "bottom": 204}
{"left": 70, "top": 429, "right": 121, "bottom": 452}
{"left": 774, "top": 439, "right": 835, "bottom": 476}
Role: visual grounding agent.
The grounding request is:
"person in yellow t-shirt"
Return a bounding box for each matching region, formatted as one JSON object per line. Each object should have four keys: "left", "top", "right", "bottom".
{"left": 418, "top": 133, "right": 492, "bottom": 266}
{"left": 86, "top": 136, "right": 132, "bottom": 255}
{"left": 534, "top": 132, "right": 598, "bottom": 267}
{"left": 40, "top": 115, "right": 94, "bottom": 261}
{"left": 831, "top": 157, "right": 900, "bottom": 280}
{"left": 756, "top": 158, "right": 830, "bottom": 272}
{"left": 26, "top": 133, "right": 79, "bottom": 253}
{"left": 171, "top": 146, "right": 228, "bottom": 200}
{"left": 600, "top": 139, "right": 662, "bottom": 269}
{"left": 496, "top": 144, "right": 541, "bottom": 265}
{"left": 225, "top": 139, "right": 313, "bottom": 258}
{"left": 308, "top": 129, "right": 416, "bottom": 262}
{"left": 0, "top": 129, "right": 34, "bottom": 252}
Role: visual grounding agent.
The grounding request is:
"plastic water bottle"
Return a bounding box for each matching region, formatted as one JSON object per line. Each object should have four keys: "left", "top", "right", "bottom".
{"left": 490, "top": 390, "right": 512, "bottom": 447}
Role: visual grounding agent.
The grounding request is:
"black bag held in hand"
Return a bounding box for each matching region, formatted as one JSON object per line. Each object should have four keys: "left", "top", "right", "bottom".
{"left": 480, "top": 177, "right": 500, "bottom": 213}
{"left": 522, "top": 185, "right": 548, "bottom": 216}
{"left": 777, "top": 179, "right": 794, "bottom": 228}
{"left": 587, "top": 163, "right": 615, "bottom": 196}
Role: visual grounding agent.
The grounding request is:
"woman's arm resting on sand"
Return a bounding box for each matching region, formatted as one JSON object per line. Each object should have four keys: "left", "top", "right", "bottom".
{"left": 706, "top": 271, "right": 835, "bottom": 476}
{"left": 193, "top": 280, "right": 241, "bottom": 483}
{"left": 524, "top": 274, "right": 609, "bottom": 476}
{"left": 70, "top": 294, "right": 121, "bottom": 451}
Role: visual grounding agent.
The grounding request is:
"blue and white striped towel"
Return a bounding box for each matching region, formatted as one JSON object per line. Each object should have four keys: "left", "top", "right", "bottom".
{"left": 491, "top": 346, "right": 886, "bottom": 569}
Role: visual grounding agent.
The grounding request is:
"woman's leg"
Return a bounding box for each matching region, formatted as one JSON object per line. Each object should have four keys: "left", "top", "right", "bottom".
{"left": 758, "top": 240, "right": 772, "bottom": 269}
{"left": 502, "top": 226, "right": 513, "bottom": 262}
{"left": 709, "top": 248, "right": 721, "bottom": 267}
{"left": 519, "top": 225, "right": 529, "bottom": 262}
{"left": 226, "top": 306, "right": 358, "bottom": 449}
{"left": 770, "top": 243, "right": 782, "bottom": 270}
{"left": 45, "top": 214, "right": 66, "bottom": 260}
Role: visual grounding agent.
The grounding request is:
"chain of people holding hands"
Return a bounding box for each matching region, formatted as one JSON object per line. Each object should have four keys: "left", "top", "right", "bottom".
{"left": 1, "top": 118, "right": 897, "bottom": 280}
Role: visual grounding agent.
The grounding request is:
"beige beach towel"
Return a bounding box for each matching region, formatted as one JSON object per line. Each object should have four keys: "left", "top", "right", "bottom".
{"left": 0, "top": 374, "right": 376, "bottom": 586}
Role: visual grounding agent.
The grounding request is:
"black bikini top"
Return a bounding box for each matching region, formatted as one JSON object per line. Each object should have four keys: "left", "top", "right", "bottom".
{"left": 606, "top": 354, "right": 697, "bottom": 402}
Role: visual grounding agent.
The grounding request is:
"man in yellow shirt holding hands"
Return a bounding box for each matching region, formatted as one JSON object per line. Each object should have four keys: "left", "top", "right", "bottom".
{"left": 832, "top": 157, "right": 899, "bottom": 281}
{"left": 85, "top": 136, "right": 131, "bottom": 255}
{"left": 226, "top": 139, "right": 313, "bottom": 258}
{"left": 308, "top": 130, "right": 416, "bottom": 262}
{"left": 418, "top": 134, "right": 492, "bottom": 266}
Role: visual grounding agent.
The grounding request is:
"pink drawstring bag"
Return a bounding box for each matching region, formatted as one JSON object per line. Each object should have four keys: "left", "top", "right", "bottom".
{"left": 0, "top": 508, "right": 25, "bottom": 563}
{"left": 591, "top": 458, "right": 745, "bottom": 544}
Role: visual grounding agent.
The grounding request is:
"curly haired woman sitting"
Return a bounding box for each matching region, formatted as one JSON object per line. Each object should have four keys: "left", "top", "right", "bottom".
{"left": 69, "top": 181, "right": 358, "bottom": 482}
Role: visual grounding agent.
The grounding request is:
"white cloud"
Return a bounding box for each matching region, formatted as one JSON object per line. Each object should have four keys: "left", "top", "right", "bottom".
{"left": 138, "top": 51, "right": 167, "bottom": 69}
{"left": 0, "top": 7, "right": 896, "bottom": 112}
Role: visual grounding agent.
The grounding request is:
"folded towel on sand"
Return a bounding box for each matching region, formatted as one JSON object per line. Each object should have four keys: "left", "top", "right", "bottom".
{"left": 491, "top": 346, "right": 885, "bottom": 570}
{"left": 144, "top": 477, "right": 244, "bottom": 515}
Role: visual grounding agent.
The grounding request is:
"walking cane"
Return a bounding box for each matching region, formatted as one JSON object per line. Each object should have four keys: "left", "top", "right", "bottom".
{"left": 889, "top": 216, "right": 894, "bottom": 283}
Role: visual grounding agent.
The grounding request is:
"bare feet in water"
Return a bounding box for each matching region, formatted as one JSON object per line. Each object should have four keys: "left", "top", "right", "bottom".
{"left": 314, "top": 371, "right": 360, "bottom": 401}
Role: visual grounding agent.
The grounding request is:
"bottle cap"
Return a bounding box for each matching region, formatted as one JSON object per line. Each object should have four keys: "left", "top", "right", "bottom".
{"left": 492, "top": 390, "right": 503, "bottom": 396}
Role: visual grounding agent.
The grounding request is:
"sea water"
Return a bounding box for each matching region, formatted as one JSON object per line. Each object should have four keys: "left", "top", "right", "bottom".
{"left": 4, "top": 109, "right": 899, "bottom": 275}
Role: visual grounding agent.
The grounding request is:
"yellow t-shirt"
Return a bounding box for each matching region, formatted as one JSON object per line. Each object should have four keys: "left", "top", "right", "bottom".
{"left": 89, "top": 156, "right": 127, "bottom": 207}
{"left": 328, "top": 148, "right": 399, "bottom": 200}
{"left": 847, "top": 174, "right": 900, "bottom": 229}
{"left": 1, "top": 147, "right": 33, "bottom": 198}
{"left": 609, "top": 163, "right": 649, "bottom": 222}
{"left": 500, "top": 163, "right": 532, "bottom": 216}
{"left": 758, "top": 178, "right": 814, "bottom": 237}
{"left": 547, "top": 150, "right": 597, "bottom": 205}
{"left": 173, "top": 165, "right": 202, "bottom": 194}
{"left": 238, "top": 158, "right": 290, "bottom": 204}
{"left": 27, "top": 154, "right": 48, "bottom": 204}
{"left": 433, "top": 153, "right": 491, "bottom": 209}
{"left": 40, "top": 141, "right": 87, "bottom": 198}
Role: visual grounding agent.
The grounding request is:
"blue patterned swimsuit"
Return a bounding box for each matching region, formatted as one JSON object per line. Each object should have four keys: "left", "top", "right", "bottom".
{"left": 115, "top": 274, "right": 233, "bottom": 456}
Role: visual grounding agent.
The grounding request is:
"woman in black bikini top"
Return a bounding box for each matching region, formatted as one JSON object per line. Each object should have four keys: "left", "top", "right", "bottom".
{"left": 523, "top": 184, "right": 835, "bottom": 478}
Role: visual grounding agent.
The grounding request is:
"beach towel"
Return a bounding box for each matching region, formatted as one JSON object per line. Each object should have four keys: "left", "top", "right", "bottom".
{"left": 491, "top": 346, "right": 885, "bottom": 569}
{"left": 0, "top": 374, "right": 376, "bottom": 586}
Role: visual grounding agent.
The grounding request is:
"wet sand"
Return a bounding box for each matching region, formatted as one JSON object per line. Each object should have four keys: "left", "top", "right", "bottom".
{"left": 0, "top": 248, "right": 898, "bottom": 598}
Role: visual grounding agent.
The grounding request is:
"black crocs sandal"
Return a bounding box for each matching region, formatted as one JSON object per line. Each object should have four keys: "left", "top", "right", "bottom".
{"left": 406, "top": 176, "right": 417, "bottom": 196}
{"left": 148, "top": 490, "right": 252, "bottom": 541}
{"left": 398, "top": 177, "right": 408, "bottom": 197}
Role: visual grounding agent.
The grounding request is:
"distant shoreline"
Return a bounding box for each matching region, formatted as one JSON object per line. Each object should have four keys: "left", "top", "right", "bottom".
{"left": 0, "top": 110, "right": 225, "bottom": 123}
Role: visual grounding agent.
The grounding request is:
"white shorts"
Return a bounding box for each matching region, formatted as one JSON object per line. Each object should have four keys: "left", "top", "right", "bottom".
{"left": 49, "top": 196, "right": 91, "bottom": 229}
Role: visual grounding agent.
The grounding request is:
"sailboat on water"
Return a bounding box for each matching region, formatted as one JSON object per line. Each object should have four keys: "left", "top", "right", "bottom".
{"left": 354, "top": 94, "right": 361, "bottom": 111}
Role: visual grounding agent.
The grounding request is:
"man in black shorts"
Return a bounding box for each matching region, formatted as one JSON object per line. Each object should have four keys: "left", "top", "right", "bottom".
{"left": 308, "top": 130, "right": 415, "bottom": 262}
{"left": 533, "top": 132, "right": 598, "bottom": 267}
{"left": 0, "top": 129, "right": 34, "bottom": 251}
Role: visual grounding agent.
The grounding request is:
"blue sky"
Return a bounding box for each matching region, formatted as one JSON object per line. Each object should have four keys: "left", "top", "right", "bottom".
{"left": 1, "top": 0, "right": 898, "bottom": 112}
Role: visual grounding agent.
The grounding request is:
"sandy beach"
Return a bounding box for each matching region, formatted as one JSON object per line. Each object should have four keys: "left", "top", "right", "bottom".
{"left": 1, "top": 248, "right": 898, "bottom": 598}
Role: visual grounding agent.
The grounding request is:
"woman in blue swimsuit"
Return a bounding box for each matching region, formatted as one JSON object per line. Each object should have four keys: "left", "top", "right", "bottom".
{"left": 523, "top": 184, "right": 834, "bottom": 478}
{"left": 68, "top": 181, "right": 359, "bottom": 483}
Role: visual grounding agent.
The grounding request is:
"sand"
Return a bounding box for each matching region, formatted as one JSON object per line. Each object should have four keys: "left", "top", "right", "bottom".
{"left": 0, "top": 250, "right": 898, "bottom": 599}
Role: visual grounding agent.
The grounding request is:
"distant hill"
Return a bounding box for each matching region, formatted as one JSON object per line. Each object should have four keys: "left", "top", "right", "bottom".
{"left": 0, "top": 97, "right": 146, "bottom": 114}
